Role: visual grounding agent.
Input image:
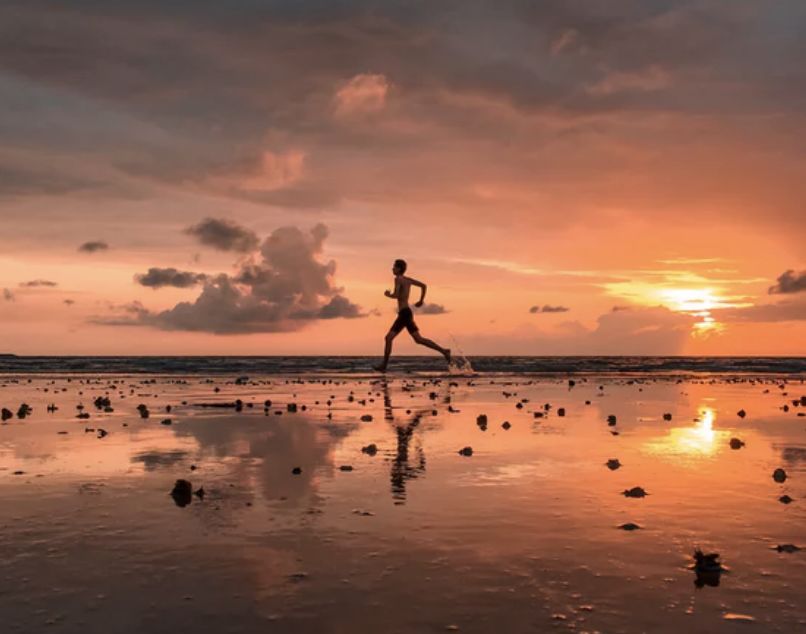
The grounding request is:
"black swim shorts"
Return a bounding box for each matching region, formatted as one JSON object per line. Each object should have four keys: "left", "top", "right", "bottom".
{"left": 390, "top": 307, "right": 419, "bottom": 334}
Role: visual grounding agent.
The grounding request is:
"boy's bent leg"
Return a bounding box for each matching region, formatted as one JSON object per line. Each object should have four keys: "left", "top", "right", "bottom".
{"left": 411, "top": 331, "right": 451, "bottom": 362}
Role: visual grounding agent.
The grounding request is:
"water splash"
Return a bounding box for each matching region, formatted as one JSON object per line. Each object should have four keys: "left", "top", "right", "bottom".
{"left": 448, "top": 334, "right": 474, "bottom": 375}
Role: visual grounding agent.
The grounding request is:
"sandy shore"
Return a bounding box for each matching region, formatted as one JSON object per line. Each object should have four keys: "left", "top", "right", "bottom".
{"left": 1, "top": 373, "right": 804, "bottom": 633}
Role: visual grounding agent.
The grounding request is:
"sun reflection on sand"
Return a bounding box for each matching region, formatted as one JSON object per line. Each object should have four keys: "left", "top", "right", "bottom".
{"left": 643, "top": 406, "right": 730, "bottom": 463}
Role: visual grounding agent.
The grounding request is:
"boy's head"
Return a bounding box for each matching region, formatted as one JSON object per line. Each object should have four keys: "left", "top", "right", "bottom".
{"left": 392, "top": 259, "right": 407, "bottom": 275}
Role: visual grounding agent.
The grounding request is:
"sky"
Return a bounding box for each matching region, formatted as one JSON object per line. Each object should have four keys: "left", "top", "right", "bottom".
{"left": 0, "top": 0, "right": 804, "bottom": 356}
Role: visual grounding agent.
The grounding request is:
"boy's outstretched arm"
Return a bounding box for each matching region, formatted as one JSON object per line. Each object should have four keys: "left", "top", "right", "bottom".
{"left": 409, "top": 277, "right": 427, "bottom": 307}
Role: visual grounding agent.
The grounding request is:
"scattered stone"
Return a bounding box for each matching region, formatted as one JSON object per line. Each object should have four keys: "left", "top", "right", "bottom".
{"left": 96, "top": 428, "right": 108, "bottom": 438}
{"left": 458, "top": 446, "right": 473, "bottom": 457}
{"left": 287, "top": 403, "right": 298, "bottom": 413}
{"left": 557, "top": 408, "right": 565, "bottom": 417}
{"left": 773, "top": 468, "right": 787, "bottom": 483}
{"left": 773, "top": 544, "right": 800, "bottom": 553}
{"left": 194, "top": 487, "right": 205, "bottom": 500}
{"left": 170, "top": 479, "right": 193, "bottom": 507}
{"left": 691, "top": 549, "right": 725, "bottom": 588}
{"left": 779, "top": 494, "right": 793, "bottom": 504}
{"left": 361, "top": 444, "right": 378, "bottom": 456}
{"left": 352, "top": 509, "right": 374, "bottom": 516}
{"left": 737, "top": 409, "right": 746, "bottom": 418}
{"left": 360, "top": 414, "right": 373, "bottom": 422}
{"left": 77, "top": 412, "right": 90, "bottom": 419}
{"left": 339, "top": 465, "right": 354, "bottom": 471}
{"left": 607, "top": 414, "right": 617, "bottom": 426}
{"left": 619, "top": 523, "right": 642, "bottom": 531}
{"left": 606, "top": 459, "right": 622, "bottom": 471}
{"left": 501, "top": 421, "right": 511, "bottom": 430}
{"left": 17, "top": 403, "right": 32, "bottom": 419}
{"left": 662, "top": 413, "right": 672, "bottom": 421}
{"left": 160, "top": 418, "right": 172, "bottom": 426}
{"left": 729, "top": 438, "right": 745, "bottom": 450}
{"left": 292, "top": 467, "right": 302, "bottom": 475}
{"left": 622, "top": 486, "right": 648, "bottom": 498}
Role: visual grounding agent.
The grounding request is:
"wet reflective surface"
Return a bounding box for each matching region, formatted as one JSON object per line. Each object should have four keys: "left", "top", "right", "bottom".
{"left": 1, "top": 374, "right": 804, "bottom": 632}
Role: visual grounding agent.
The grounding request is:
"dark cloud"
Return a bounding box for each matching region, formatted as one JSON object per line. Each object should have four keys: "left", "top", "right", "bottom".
{"left": 2, "top": 288, "right": 14, "bottom": 301}
{"left": 769, "top": 269, "right": 806, "bottom": 294}
{"left": 529, "top": 304, "right": 570, "bottom": 313}
{"left": 94, "top": 223, "right": 364, "bottom": 333}
{"left": 19, "top": 279, "right": 58, "bottom": 287}
{"left": 185, "top": 217, "right": 259, "bottom": 253}
{"left": 63, "top": 298, "right": 75, "bottom": 306}
{"left": 135, "top": 267, "right": 207, "bottom": 289}
{"left": 78, "top": 240, "right": 109, "bottom": 253}
{"left": 317, "top": 294, "right": 364, "bottom": 319}
{"left": 415, "top": 303, "right": 448, "bottom": 315}
{"left": 716, "top": 298, "right": 806, "bottom": 323}
{"left": 0, "top": 0, "right": 802, "bottom": 237}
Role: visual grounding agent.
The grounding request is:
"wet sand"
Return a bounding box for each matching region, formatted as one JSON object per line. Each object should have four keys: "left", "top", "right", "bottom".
{"left": 1, "top": 373, "right": 804, "bottom": 633}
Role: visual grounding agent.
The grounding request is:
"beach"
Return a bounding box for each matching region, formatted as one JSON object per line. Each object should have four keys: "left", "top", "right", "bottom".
{"left": 1, "top": 369, "right": 804, "bottom": 633}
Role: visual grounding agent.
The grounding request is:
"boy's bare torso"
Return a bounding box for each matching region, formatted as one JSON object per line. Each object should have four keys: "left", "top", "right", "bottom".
{"left": 394, "top": 276, "right": 413, "bottom": 311}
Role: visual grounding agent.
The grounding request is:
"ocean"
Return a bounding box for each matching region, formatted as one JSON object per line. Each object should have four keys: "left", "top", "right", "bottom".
{"left": 0, "top": 355, "right": 804, "bottom": 376}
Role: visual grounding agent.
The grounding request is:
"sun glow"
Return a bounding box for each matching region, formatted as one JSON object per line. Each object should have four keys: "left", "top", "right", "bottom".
{"left": 603, "top": 279, "right": 752, "bottom": 336}
{"left": 644, "top": 406, "right": 729, "bottom": 463}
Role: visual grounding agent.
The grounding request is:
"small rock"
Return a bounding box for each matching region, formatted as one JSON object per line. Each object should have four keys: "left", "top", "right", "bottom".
{"left": 501, "top": 421, "right": 511, "bottom": 430}
{"left": 773, "top": 544, "right": 800, "bottom": 553}
{"left": 361, "top": 443, "right": 378, "bottom": 456}
{"left": 339, "top": 465, "right": 354, "bottom": 472}
{"left": 619, "top": 523, "right": 642, "bottom": 531}
{"left": 160, "top": 418, "right": 172, "bottom": 426}
{"left": 557, "top": 408, "right": 565, "bottom": 417}
{"left": 360, "top": 414, "right": 373, "bottom": 422}
{"left": 662, "top": 413, "right": 672, "bottom": 421}
{"left": 607, "top": 414, "right": 617, "bottom": 425}
{"left": 729, "top": 438, "right": 745, "bottom": 450}
{"left": 622, "top": 486, "right": 648, "bottom": 498}
{"left": 773, "top": 468, "right": 787, "bottom": 483}
{"left": 170, "top": 479, "right": 193, "bottom": 507}
{"left": 737, "top": 409, "right": 746, "bottom": 418}
{"left": 458, "top": 446, "right": 473, "bottom": 457}
{"left": 779, "top": 494, "right": 793, "bottom": 504}
{"left": 606, "top": 459, "right": 622, "bottom": 471}
{"left": 292, "top": 467, "right": 302, "bottom": 475}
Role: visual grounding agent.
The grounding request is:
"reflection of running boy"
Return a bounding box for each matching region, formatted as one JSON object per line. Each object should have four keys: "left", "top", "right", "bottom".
{"left": 375, "top": 259, "right": 451, "bottom": 373}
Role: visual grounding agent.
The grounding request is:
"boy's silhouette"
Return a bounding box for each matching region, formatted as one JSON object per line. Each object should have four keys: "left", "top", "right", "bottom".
{"left": 375, "top": 259, "right": 451, "bottom": 372}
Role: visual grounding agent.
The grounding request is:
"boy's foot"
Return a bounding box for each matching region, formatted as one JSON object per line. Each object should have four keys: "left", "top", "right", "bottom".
{"left": 444, "top": 349, "right": 452, "bottom": 364}
{"left": 373, "top": 364, "right": 388, "bottom": 373}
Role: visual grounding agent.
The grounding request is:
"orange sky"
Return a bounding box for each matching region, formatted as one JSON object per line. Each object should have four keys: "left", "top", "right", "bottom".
{"left": 0, "top": 1, "right": 804, "bottom": 355}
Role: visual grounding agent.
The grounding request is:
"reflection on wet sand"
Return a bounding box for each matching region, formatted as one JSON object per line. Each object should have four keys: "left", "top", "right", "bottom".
{"left": 0, "top": 374, "right": 804, "bottom": 633}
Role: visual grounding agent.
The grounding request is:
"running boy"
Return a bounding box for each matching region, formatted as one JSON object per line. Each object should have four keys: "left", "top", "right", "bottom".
{"left": 375, "top": 259, "right": 451, "bottom": 372}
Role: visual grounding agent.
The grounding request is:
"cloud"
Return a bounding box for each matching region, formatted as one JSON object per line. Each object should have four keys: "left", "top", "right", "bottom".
{"left": 2, "top": 288, "right": 14, "bottom": 301}
{"left": 185, "top": 217, "right": 259, "bottom": 253}
{"left": 334, "top": 73, "right": 390, "bottom": 116}
{"left": 716, "top": 298, "right": 806, "bottom": 323}
{"left": 19, "top": 279, "right": 58, "bottom": 287}
{"left": 529, "top": 304, "right": 570, "bottom": 313}
{"left": 78, "top": 240, "right": 109, "bottom": 253}
{"left": 769, "top": 269, "right": 806, "bottom": 294}
{"left": 135, "top": 267, "right": 207, "bottom": 289}
{"left": 63, "top": 299, "right": 75, "bottom": 306}
{"left": 317, "top": 294, "right": 364, "bottom": 319}
{"left": 94, "top": 223, "right": 364, "bottom": 334}
{"left": 415, "top": 303, "right": 448, "bottom": 315}
{"left": 467, "top": 305, "right": 695, "bottom": 355}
